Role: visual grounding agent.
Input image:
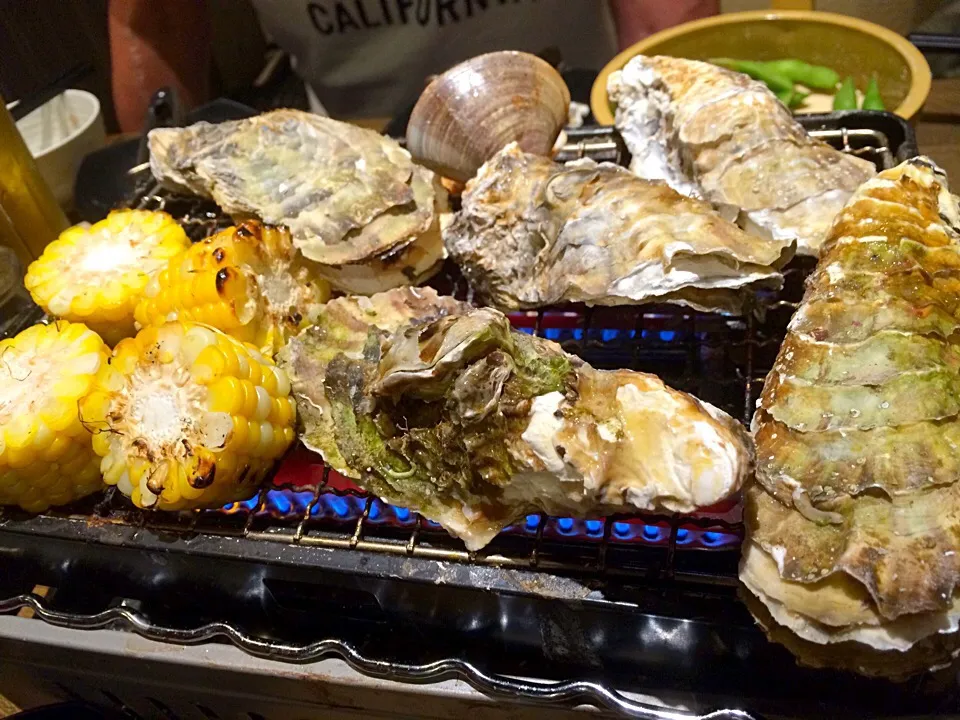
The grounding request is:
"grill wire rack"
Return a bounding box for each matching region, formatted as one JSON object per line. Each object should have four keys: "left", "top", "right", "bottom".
{"left": 1, "top": 119, "right": 940, "bottom": 720}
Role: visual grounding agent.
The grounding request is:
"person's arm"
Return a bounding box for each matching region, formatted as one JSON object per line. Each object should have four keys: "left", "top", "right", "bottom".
{"left": 109, "top": 0, "right": 212, "bottom": 132}
{"left": 608, "top": 0, "right": 719, "bottom": 50}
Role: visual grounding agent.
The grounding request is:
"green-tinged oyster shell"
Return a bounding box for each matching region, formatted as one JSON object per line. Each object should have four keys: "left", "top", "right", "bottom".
{"left": 746, "top": 483, "right": 960, "bottom": 620}
{"left": 772, "top": 332, "right": 960, "bottom": 386}
{"left": 753, "top": 411, "right": 960, "bottom": 504}
{"left": 280, "top": 288, "right": 752, "bottom": 550}
{"left": 744, "top": 157, "right": 960, "bottom": 676}
{"left": 277, "top": 287, "right": 470, "bottom": 474}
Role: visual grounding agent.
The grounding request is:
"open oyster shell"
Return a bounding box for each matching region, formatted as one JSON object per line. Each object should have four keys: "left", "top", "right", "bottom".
{"left": 279, "top": 288, "right": 752, "bottom": 550}
{"left": 743, "top": 157, "right": 960, "bottom": 676}
{"left": 148, "top": 110, "right": 448, "bottom": 294}
{"left": 608, "top": 56, "right": 876, "bottom": 256}
{"left": 444, "top": 142, "right": 793, "bottom": 314}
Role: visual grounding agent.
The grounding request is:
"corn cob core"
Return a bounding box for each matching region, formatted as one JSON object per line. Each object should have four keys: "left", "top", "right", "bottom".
{"left": 24, "top": 210, "right": 190, "bottom": 346}
{"left": 82, "top": 321, "right": 296, "bottom": 511}
{"left": 134, "top": 221, "right": 331, "bottom": 356}
{"left": 0, "top": 322, "right": 109, "bottom": 512}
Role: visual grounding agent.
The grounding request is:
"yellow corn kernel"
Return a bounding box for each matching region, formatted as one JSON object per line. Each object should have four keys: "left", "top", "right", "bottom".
{"left": 82, "top": 321, "right": 296, "bottom": 511}
{"left": 192, "top": 345, "right": 227, "bottom": 384}
{"left": 0, "top": 321, "right": 109, "bottom": 511}
{"left": 134, "top": 221, "right": 331, "bottom": 356}
{"left": 24, "top": 210, "right": 190, "bottom": 346}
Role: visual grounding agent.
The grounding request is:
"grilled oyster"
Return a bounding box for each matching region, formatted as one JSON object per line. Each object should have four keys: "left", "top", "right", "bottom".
{"left": 279, "top": 288, "right": 752, "bottom": 550}
{"left": 743, "top": 157, "right": 960, "bottom": 676}
{"left": 148, "top": 110, "right": 448, "bottom": 294}
{"left": 608, "top": 56, "right": 876, "bottom": 256}
{"left": 444, "top": 143, "right": 793, "bottom": 314}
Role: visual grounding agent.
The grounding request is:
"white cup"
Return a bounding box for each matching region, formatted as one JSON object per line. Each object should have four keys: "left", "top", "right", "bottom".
{"left": 15, "top": 89, "right": 106, "bottom": 210}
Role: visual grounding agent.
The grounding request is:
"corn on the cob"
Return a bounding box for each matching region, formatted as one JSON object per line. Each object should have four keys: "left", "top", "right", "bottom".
{"left": 81, "top": 321, "right": 296, "bottom": 510}
{"left": 134, "top": 221, "right": 331, "bottom": 356}
{"left": 0, "top": 321, "right": 109, "bottom": 512}
{"left": 24, "top": 210, "right": 190, "bottom": 346}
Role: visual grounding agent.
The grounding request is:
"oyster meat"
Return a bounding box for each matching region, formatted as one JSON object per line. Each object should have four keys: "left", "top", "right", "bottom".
{"left": 148, "top": 110, "right": 448, "bottom": 294}
{"left": 744, "top": 157, "right": 960, "bottom": 677}
{"left": 444, "top": 143, "right": 793, "bottom": 314}
{"left": 279, "top": 287, "right": 752, "bottom": 550}
{"left": 608, "top": 56, "right": 876, "bottom": 256}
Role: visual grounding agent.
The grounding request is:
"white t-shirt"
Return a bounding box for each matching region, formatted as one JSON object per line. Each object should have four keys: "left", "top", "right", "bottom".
{"left": 248, "top": 0, "right": 618, "bottom": 117}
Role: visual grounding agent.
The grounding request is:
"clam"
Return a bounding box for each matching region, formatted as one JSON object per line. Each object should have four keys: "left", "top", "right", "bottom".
{"left": 406, "top": 51, "right": 570, "bottom": 183}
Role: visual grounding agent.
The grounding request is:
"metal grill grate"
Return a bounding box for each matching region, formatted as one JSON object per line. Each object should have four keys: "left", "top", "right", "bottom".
{"left": 0, "top": 124, "right": 895, "bottom": 590}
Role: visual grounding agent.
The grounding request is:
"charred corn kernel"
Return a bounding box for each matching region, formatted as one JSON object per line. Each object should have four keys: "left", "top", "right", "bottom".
{"left": 24, "top": 210, "right": 190, "bottom": 346}
{"left": 134, "top": 221, "right": 331, "bottom": 356}
{"left": 0, "top": 321, "right": 109, "bottom": 512}
{"left": 81, "top": 321, "right": 296, "bottom": 511}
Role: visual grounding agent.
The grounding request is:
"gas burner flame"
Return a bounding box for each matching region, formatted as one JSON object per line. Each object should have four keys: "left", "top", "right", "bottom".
{"left": 220, "top": 490, "right": 740, "bottom": 549}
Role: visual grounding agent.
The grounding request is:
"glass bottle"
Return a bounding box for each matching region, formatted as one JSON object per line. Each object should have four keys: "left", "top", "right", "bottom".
{"left": 0, "top": 95, "right": 69, "bottom": 267}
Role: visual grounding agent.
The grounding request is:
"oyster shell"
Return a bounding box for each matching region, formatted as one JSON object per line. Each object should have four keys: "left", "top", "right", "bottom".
{"left": 444, "top": 143, "right": 793, "bottom": 314}
{"left": 743, "top": 157, "right": 960, "bottom": 676}
{"left": 148, "top": 110, "right": 448, "bottom": 294}
{"left": 279, "top": 288, "right": 752, "bottom": 550}
{"left": 608, "top": 56, "right": 876, "bottom": 256}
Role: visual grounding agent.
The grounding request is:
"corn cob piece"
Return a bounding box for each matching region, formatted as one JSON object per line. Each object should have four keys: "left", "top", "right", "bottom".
{"left": 134, "top": 221, "right": 331, "bottom": 356}
{"left": 24, "top": 210, "right": 191, "bottom": 346}
{"left": 81, "top": 321, "right": 296, "bottom": 510}
{"left": 0, "top": 321, "right": 109, "bottom": 512}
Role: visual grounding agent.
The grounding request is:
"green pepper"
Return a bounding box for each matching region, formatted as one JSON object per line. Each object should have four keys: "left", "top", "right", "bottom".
{"left": 710, "top": 58, "right": 793, "bottom": 94}
{"left": 762, "top": 59, "right": 840, "bottom": 91}
{"left": 788, "top": 89, "right": 810, "bottom": 109}
{"left": 775, "top": 88, "right": 810, "bottom": 110}
{"left": 833, "top": 76, "right": 857, "bottom": 111}
{"left": 862, "top": 75, "right": 885, "bottom": 111}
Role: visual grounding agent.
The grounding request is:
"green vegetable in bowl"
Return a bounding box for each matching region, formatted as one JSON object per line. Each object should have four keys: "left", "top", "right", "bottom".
{"left": 762, "top": 59, "right": 840, "bottom": 91}
{"left": 776, "top": 87, "right": 810, "bottom": 109}
{"left": 862, "top": 75, "right": 885, "bottom": 110}
{"left": 834, "top": 76, "right": 857, "bottom": 110}
{"left": 710, "top": 58, "right": 793, "bottom": 94}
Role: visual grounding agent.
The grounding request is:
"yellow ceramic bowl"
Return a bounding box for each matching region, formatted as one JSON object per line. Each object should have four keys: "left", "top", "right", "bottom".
{"left": 591, "top": 10, "right": 931, "bottom": 123}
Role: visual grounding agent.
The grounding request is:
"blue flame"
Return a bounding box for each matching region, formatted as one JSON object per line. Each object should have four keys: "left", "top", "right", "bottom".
{"left": 584, "top": 519, "right": 604, "bottom": 536}
{"left": 613, "top": 521, "right": 632, "bottom": 538}
{"left": 267, "top": 490, "right": 291, "bottom": 514}
{"left": 556, "top": 517, "right": 576, "bottom": 534}
{"left": 328, "top": 495, "right": 350, "bottom": 518}
{"left": 659, "top": 330, "right": 676, "bottom": 342}
{"left": 525, "top": 514, "right": 540, "bottom": 531}
{"left": 642, "top": 524, "right": 663, "bottom": 541}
